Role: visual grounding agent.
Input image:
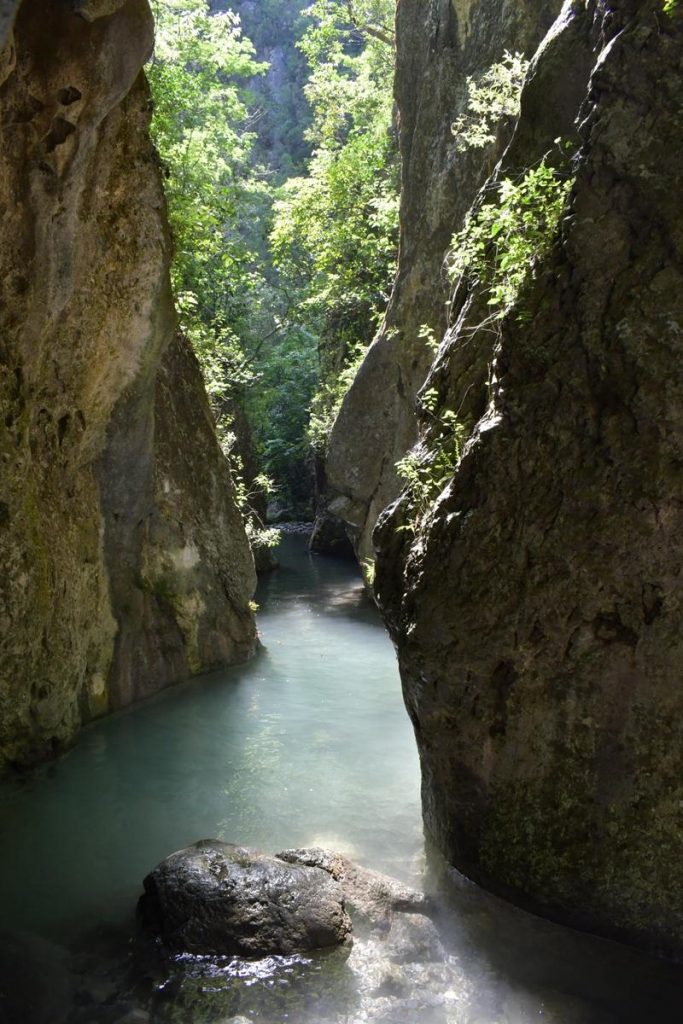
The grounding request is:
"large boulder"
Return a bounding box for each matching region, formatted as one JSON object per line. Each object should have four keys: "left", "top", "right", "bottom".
{"left": 139, "top": 841, "right": 352, "bottom": 956}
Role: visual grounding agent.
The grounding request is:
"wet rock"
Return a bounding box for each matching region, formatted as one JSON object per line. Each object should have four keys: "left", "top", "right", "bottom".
{"left": 309, "top": 510, "right": 355, "bottom": 559}
{"left": 139, "top": 841, "right": 352, "bottom": 956}
{"left": 371, "top": 963, "right": 411, "bottom": 999}
{"left": 113, "top": 1011, "right": 150, "bottom": 1024}
{"left": 277, "top": 847, "right": 431, "bottom": 928}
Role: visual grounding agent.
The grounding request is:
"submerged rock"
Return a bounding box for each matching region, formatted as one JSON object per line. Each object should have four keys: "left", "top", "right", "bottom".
{"left": 139, "top": 841, "right": 352, "bottom": 956}
{"left": 137, "top": 847, "right": 459, "bottom": 1024}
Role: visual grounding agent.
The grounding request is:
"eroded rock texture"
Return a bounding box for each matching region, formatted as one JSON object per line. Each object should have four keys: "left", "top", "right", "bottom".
{"left": 323, "top": 0, "right": 563, "bottom": 561}
{"left": 376, "top": 0, "right": 683, "bottom": 956}
{"left": 0, "top": 0, "right": 256, "bottom": 768}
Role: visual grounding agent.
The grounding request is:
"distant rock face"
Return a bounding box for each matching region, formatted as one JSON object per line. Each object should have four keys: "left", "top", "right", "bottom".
{"left": 324, "top": 0, "right": 563, "bottom": 561}
{"left": 376, "top": 0, "right": 683, "bottom": 957}
{"left": 0, "top": 0, "right": 256, "bottom": 768}
{"left": 140, "top": 841, "right": 352, "bottom": 956}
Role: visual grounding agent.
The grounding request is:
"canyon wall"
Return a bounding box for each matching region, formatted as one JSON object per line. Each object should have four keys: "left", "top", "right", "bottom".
{"left": 323, "top": 0, "right": 563, "bottom": 560}
{"left": 375, "top": 0, "right": 683, "bottom": 957}
{"left": 0, "top": 0, "right": 256, "bottom": 769}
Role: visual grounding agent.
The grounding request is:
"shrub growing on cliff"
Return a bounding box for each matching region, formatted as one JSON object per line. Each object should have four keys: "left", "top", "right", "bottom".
{"left": 448, "top": 157, "right": 573, "bottom": 316}
{"left": 308, "top": 342, "right": 367, "bottom": 455}
{"left": 148, "top": 1, "right": 282, "bottom": 543}
{"left": 396, "top": 391, "right": 470, "bottom": 530}
{"left": 452, "top": 51, "right": 529, "bottom": 152}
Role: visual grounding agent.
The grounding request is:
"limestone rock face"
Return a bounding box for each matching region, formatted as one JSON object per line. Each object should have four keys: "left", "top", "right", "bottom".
{"left": 139, "top": 841, "right": 352, "bottom": 956}
{"left": 324, "top": 0, "right": 563, "bottom": 561}
{"left": 376, "top": 0, "right": 683, "bottom": 956}
{"left": 0, "top": 0, "right": 256, "bottom": 768}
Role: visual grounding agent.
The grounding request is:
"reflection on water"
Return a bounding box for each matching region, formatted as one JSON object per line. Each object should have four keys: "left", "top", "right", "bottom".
{"left": 0, "top": 534, "right": 682, "bottom": 1023}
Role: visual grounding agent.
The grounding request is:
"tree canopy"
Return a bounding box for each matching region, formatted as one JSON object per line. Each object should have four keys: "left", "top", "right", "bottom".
{"left": 147, "top": 0, "right": 398, "bottom": 521}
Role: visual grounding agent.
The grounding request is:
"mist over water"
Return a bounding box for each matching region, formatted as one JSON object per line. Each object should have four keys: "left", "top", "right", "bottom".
{"left": 1, "top": 535, "right": 682, "bottom": 1023}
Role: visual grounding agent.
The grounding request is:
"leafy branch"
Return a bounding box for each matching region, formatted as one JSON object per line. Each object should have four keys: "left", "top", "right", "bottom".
{"left": 342, "top": 0, "right": 394, "bottom": 46}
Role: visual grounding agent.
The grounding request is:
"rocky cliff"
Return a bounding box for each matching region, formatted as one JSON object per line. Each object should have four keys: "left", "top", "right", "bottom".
{"left": 376, "top": 0, "right": 683, "bottom": 957}
{"left": 0, "top": 0, "right": 256, "bottom": 769}
{"left": 324, "top": 0, "right": 563, "bottom": 561}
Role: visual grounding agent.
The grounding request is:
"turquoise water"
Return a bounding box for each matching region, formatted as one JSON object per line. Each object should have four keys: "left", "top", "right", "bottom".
{"left": 1, "top": 534, "right": 682, "bottom": 1023}
{"left": 0, "top": 535, "right": 422, "bottom": 945}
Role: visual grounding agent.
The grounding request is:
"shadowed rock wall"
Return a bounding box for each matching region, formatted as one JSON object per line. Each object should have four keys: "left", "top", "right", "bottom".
{"left": 0, "top": 0, "right": 256, "bottom": 768}
{"left": 324, "top": 0, "right": 563, "bottom": 561}
{"left": 376, "top": 0, "right": 683, "bottom": 957}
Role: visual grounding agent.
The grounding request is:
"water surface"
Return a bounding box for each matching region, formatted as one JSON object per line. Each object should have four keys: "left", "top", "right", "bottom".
{"left": 0, "top": 535, "right": 422, "bottom": 944}
{"left": 1, "top": 535, "right": 682, "bottom": 1023}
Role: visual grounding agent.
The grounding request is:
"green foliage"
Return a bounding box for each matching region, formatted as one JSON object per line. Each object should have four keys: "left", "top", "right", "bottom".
{"left": 308, "top": 342, "right": 366, "bottom": 455}
{"left": 225, "top": 434, "right": 282, "bottom": 551}
{"left": 214, "top": 0, "right": 313, "bottom": 178}
{"left": 271, "top": 0, "right": 398, "bottom": 323}
{"left": 663, "top": 0, "right": 679, "bottom": 13}
{"left": 399, "top": 152, "right": 573, "bottom": 532}
{"left": 452, "top": 51, "right": 529, "bottom": 151}
{"left": 362, "top": 558, "right": 376, "bottom": 587}
{"left": 148, "top": 1, "right": 400, "bottom": 520}
{"left": 270, "top": 0, "right": 399, "bottom": 482}
{"left": 396, "top": 407, "right": 469, "bottom": 530}
{"left": 418, "top": 324, "right": 439, "bottom": 353}
{"left": 245, "top": 317, "right": 319, "bottom": 512}
{"left": 448, "top": 157, "right": 573, "bottom": 317}
{"left": 147, "top": 0, "right": 270, "bottom": 416}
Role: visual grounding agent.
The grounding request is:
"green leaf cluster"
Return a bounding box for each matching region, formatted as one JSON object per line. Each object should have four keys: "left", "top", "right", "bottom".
{"left": 448, "top": 157, "right": 573, "bottom": 316}
{"left": 147, "top": 1, "right": 400, "bottom": 518}
{"left": 452, "top": 51, "right": 529, "bottom": 152}
{"left": 271, "top": 0, "right": 398, "bottom": 314}
{"left": 396, "top": 407, "right": 470, "bottom": 530}
{"left": 270, "top": 0, "right": 399, "bottom": 457}
{"left": 308, "top": 341, "right": 367, "bottom": 455}
{"left": 147, "top": 0, "right": 269, "bottom": 414}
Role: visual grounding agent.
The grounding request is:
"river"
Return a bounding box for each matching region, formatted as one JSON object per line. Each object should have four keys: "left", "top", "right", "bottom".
{"left": 0, "top": 534, "right": 681, "bottom": 1023}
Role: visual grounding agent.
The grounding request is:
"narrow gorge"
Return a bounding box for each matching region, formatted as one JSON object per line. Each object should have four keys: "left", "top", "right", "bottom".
{"left": 1, "top": 0, "right": 683, "bottom": 1021}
